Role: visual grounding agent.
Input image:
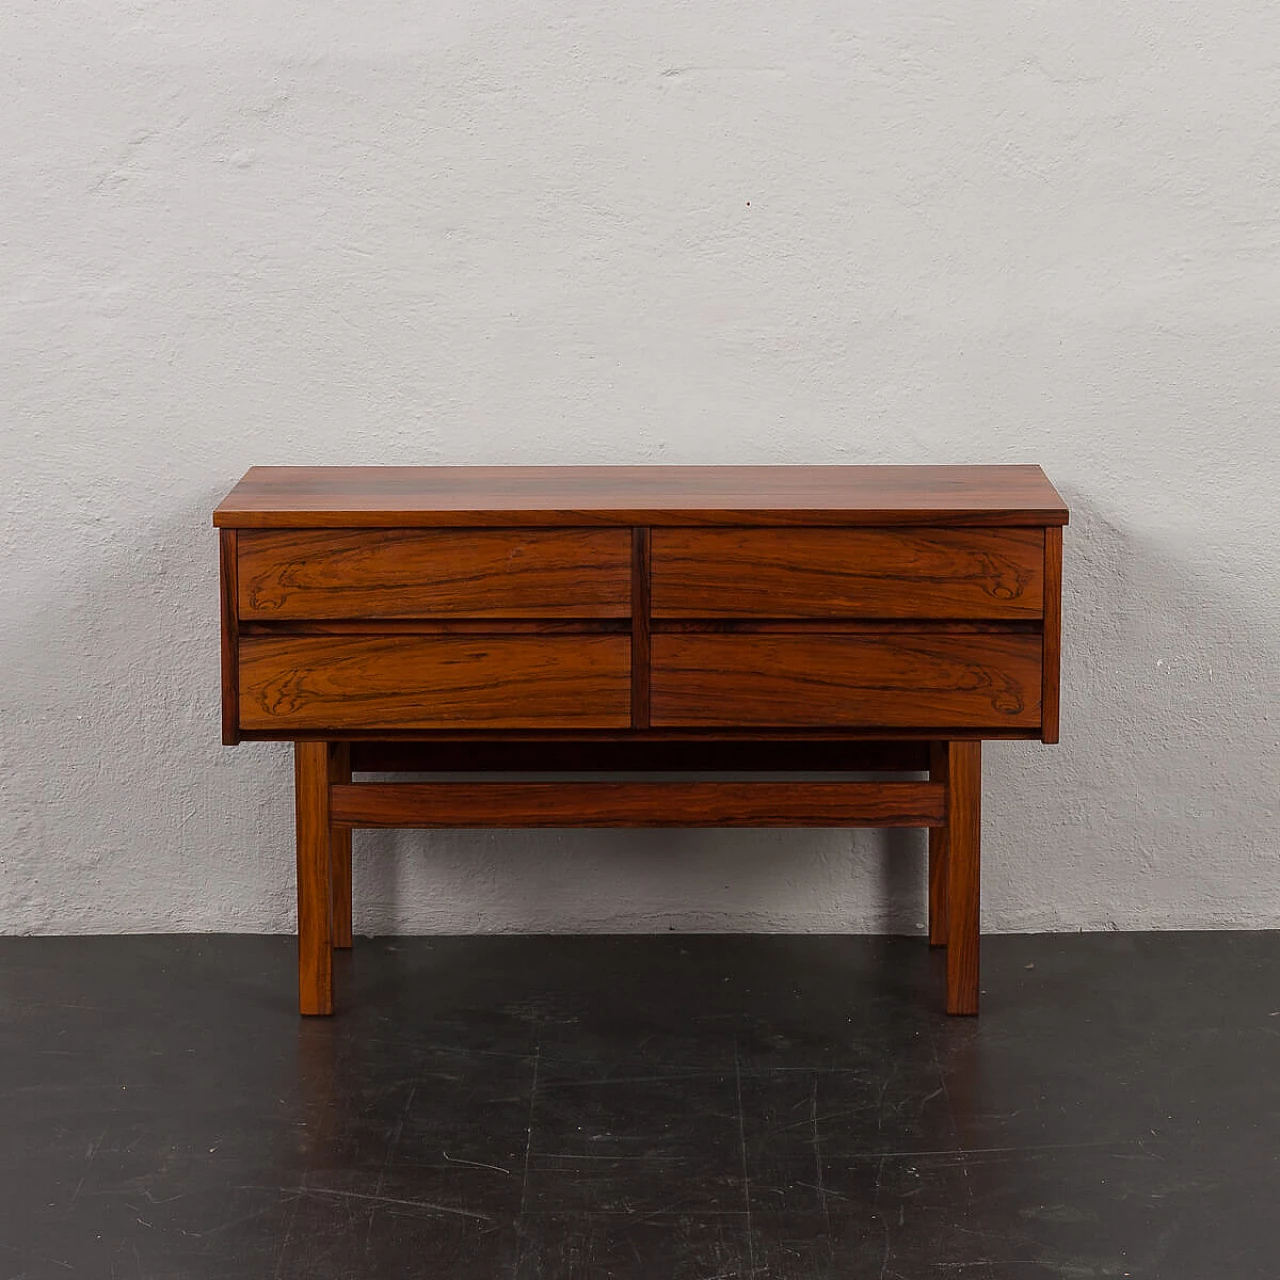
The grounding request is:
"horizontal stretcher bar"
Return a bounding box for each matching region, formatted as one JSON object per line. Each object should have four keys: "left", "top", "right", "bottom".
{"left": 329, "top": 780, "right": 947, "bottom": 829}
{"left": 348, "top": 740, "right": 933, "bottom": 772}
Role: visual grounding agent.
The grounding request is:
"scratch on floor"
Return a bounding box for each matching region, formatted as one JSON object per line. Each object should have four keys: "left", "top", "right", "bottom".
{"left": 551, "top": 1071, "right": 727, "bottom": 1089}
{"left": 365, "top": 1081, "right": 418, "bottom": 1254}
{"left": 270, "top": 1181, "right": 298, "bottom": 1280}
{"left": 876, "top": 1064, "right": 900, "bottom": 1129}
{"left": 732, "top": 1040, "right": 757, "bottom": 1277}
{"left": 283, "top": 1185, "right": 492, "bottom": 1222}
{"left": 535, "top": 1153, "right": 687, "bottom": 1163}
{"left": 442, "top": 1151, "right": 513, "bottom": 1175}
{"left": 68, "top": 1129, "right": 105, "bottom": 1208}
{"left": 518, "top": 1042, "right": 542, "bottom": 1221}
{"left": 810, "top": 1075, "right": 830, "bottom": 1229}
{"left": 140, "top": 1188, "right": 186, "bottom": 1206}
{"left": 793, "top": 1179, "right": 852, "bottom": 1205}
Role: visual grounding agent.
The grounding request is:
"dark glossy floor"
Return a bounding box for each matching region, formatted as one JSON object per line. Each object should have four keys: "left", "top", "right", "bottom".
{"left": 1, "top": 933, "right": 1277, "bottom": 1279}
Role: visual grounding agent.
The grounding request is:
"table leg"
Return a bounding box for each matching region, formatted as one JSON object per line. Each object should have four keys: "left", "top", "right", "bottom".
{"left": 928, "top": 741, "right": 949, "bottom": 948}
{"left": 329, "top": 743, "right": 353, "bottom": 950}
{"left": 295, "top": 741, "right": 334, "bottom": 1015}
{"left": 944, "top": 740, "right": 982, "bottom": 1015}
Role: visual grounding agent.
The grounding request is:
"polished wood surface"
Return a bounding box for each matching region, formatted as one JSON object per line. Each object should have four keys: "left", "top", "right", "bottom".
{"left": 219, "top": 530, "right": 240, "bottom": 747}
{"left": 238, "top": 528, "right": 631, "bottom": 619}
{"left": 650, "top": 633, "right": 1042, "bottom": 729}
{"left": 214, "top": 465, "right": 1070, "bottom": 529}
{"left": 294, "top": 742, "right": 333, "bottom": 1015}
{"left": 1042, "top": 525, "right": 1064, "bottom": 744}
{"left": 240, "top": 635, "right": 631, "bottom": 731}
{"left": 330, "top": 780, "right": 946, "bottom": 829}
{"left": 215, "top": 464, "right": 1067, "bottom": 1017}
{"left": 651, "top": 528, "right": 1045, "bottom": 619}
{"left": 942, "top": 740, "right": 982, "bottom": 1015}
{"left": 249, "top": 726, "right": 1037, "bottom": 744}
{"left": 347, "top": 739, "right": 933, "bottom": 773}
{"left": 928, "top": 741, "right": 949, "bottom": 948}
{"left": 631, "top": 527, "right": 652, "bottom": 729}
{"left": 329, "top": 742, "right": 352, "bottom": 950}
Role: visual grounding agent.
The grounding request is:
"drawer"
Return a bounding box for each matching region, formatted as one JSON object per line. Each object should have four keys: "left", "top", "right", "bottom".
{"left": 650, "top": 633, "right": 1042, "bottom": 729}
{"left": 239, "top": 635, "right": 631, "bottom": 731}
{"left": 238, "top": 528, "right": 632, "bottom": 620}
{"left": 650, "top": 528, "right": 1044, "bottom": 619}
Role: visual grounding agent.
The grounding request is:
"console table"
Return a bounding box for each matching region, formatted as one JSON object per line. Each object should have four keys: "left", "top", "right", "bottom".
{"left": 214, "top": 465, "right": 1067, "bottom": 1016}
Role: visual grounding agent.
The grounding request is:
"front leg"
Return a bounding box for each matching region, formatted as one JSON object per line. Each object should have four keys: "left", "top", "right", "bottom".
{"left": 942, "top": 740, "right": 982, "bottom": 1015}
{"left": 295, "top": 741, "right": 335, "bottom": 1015}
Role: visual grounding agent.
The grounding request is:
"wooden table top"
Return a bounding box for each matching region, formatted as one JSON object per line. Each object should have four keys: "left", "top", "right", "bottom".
{"left": 214, "top": 465, "right": 1069, "bottom": 528}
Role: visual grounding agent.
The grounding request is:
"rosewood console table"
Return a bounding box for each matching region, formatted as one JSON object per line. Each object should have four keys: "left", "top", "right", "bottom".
{"left": 214, "top": 465, "right": 1067, "bottom": 1017}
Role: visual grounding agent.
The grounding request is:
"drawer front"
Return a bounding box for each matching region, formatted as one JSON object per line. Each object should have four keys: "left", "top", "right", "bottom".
{"left": 650, "top": 634, "right": 1042, "bottom": 729}
{"left": 650, "top": 528, "right": 1044, "bottom": 619}
{"left": 238, "top": 528, "right": 632, "bottom": 620}
{"left": 239, "top": 635, "right": 631, "bottom": 731}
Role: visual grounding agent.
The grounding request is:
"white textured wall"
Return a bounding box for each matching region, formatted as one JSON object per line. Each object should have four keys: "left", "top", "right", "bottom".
{"left": 2, "top": 1, "right": 1278, "bottom": 936}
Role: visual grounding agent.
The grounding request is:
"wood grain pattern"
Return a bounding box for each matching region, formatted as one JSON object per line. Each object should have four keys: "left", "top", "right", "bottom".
{"left": 652, "top": 528, "right": 1045, "bottom": 619}
{"left": 348, "top": 739, "right": 933, "bottom": 773}
{"left": 650, "top": 634, "right": 1043, "bottom": 729}
{"left": 631, "top": 527, "right": 651, "bottom": 728}
{"left": 295, "top": 741, "right": 333, "bottom": 1015}
{"left": 928, "top": 740, "right": 949, "bottom": 948}
{"left": 246, "top": 727, "right": 1040, "bottom": 744}
{"left": 330, "top": 780, "right": 946, "bottom": 828}
{"left": 213, "top": 465, "right": 1070, "bottom": 529}
{"left": 239, "top": 635, "right": 631, "bottom": 731}
{"left": 944, "top": 740, "right": 982, "bottom": 1015}
{"left": 237, "top": 528, "right": 631, "bottom": 619}
{"left": 329, "top": 742, "right": 352, "bottom": 950}
{"left": 1042, "top": 525, "right": 1063, "bottom": 744}
{"left": 219, "top": 530, "right": 240, "bottom": 746}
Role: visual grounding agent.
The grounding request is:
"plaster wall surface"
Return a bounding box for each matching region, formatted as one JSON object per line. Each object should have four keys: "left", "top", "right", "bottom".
{"left": 2, "top": 0, "right": 1277, "bottom": 935}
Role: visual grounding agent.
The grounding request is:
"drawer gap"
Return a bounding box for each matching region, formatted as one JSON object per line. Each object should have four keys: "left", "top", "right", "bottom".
{"left": 240, "top": 618, "right": 633, "bottom": 636}
{"left": 652, "top": 618, "right": 1043, "bottom": 635}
